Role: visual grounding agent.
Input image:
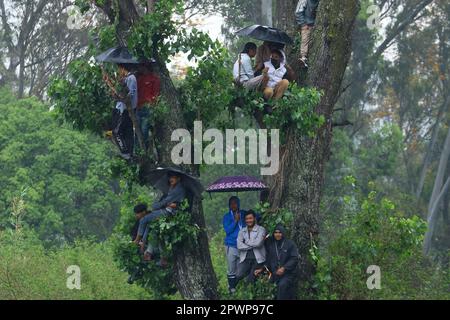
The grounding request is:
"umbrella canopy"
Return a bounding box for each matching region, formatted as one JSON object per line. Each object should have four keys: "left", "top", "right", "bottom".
{"left": 95, "top": 47, "right": 140, "bottom": 64}
{"left": 235, "top": 25, "right": 293, "bottom": 45}
{"left": 146, "top": 167, "right": 204, "bottom": 198}
{"left": 207, "top": 176, "right": 268, "bottom": 193}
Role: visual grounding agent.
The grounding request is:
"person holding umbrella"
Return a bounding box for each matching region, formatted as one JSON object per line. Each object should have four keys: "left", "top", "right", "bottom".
{"left": 296, "top": 0, "right": 320, "bottom": 68}
{"left": 223, "top": 196, "right": 247, "bottom": 294}
{"left": 255, "top": 224, "right": 299, "bottom": 300}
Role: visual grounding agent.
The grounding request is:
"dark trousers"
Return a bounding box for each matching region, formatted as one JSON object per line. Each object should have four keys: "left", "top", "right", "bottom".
{"left": 273, "top": 274, "right": 297, "bottom": 300}
{"left": 112, "top": 109, "right": 134, "bottom": 155}
{"left": 236, "top": 258, "right": 263, "bottom": 284}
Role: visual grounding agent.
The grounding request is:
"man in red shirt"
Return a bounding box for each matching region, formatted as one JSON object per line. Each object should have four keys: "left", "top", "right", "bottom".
{"left": 136, "top": 61, "right": 161, "bottom": 152}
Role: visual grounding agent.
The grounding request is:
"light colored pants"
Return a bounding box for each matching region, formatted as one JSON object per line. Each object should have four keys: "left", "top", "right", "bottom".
{"left": 242, "top": 75, "right": 264, "bottom": 91}
{"left": 264, "top": 79, "right": 290, "bottom": 100}
{"left": 300, "top": 25, "right": 313, "bottom": 58}
{"left": 226, "top": 246, "right": 240, "bottom": 277}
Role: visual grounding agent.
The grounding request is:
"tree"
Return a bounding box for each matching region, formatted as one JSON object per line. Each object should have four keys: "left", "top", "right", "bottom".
{"left": 0, "top": 0, "right": 91, "bottom": 98}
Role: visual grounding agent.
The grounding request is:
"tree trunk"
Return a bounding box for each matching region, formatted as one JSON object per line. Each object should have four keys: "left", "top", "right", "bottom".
{"left": 261, "top": 0, "right": 273, "bottom": 27}
{"left": 268, "top": 0, "right": 360, "bottom": 297}
{"left": 97, "top": 0, "right": 218, "bottom": 300}
{"left": 424, "top": 126, "right": 450, "bottom": 254}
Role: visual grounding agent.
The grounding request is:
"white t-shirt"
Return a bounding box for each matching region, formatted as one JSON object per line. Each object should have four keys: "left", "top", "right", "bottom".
{"left": 233, "top": 53, "right": 255, "bottom": 83}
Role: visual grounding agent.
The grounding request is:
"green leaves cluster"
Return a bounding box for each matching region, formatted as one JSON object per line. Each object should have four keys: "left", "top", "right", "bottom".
{"left": 112, "top": 200, "right": 199, "bottom": 298}
{"left": 256, "top": 202, "right": 294, "bottom": 236}
{"left": 313, "top": 178, "right": 449, "bottom": 300}
{"left": 48, "top": 60, "right": 112, "bottom": 135}
{"left": 0, "top": 88, "right": 119, "bottom": 244}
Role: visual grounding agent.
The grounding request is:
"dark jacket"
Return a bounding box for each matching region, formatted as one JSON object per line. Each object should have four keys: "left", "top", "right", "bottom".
{"left": 151, "top": 183, "right": 186, "bottom": 211}
{"left": 223, "top": 197, "right": 246, "bottom": 248}
{"left": 295, "top": 0, "right": 320, "bottom": 27}
{"left": 265, "top": 225, "right": 299, "bottom": 279}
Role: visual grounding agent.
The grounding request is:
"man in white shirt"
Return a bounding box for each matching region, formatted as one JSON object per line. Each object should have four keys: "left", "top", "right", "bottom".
{"left": 233, "top": 42, "right": 268, "bottom": 91}
{"left": 263, "top": 49, "right": 295, "bottom": 101}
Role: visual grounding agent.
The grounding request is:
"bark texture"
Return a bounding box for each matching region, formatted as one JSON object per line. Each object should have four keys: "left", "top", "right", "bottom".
{"left": 269, "top": 0, "right": 360, "bottom": 297}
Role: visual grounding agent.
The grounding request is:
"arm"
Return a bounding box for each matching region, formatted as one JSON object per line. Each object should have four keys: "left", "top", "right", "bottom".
{"left": 284, "top": 65, "right": 296, "bottom": 82}
{"left": 151, "top": 186, "right": 185, "bottom": 210}
{"left": 242, "top": 55, "right": 255, "bottom": 79}
{"left": 223, "top": 214, "right": 238, "bottom": 235}
{"left": 282, "top": 242, "right": 299, "bottom": 271}
{"left": 244, "top": 227, "right": 266, "bottom": 248}
{"left": 237, "top": 230, "right": 253, "bottom": 251}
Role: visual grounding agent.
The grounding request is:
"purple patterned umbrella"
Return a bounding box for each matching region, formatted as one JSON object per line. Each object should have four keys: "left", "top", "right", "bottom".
{"left": 206, "top": 176, "right": 268, "bottom": 193}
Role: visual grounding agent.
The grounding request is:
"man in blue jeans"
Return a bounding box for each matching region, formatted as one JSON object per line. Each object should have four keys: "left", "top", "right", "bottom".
{"left": 133, "top": 172, "right": 186, "bottom": 249}
{"left": 223, "top": 196, "right": 247, "bottom": 294}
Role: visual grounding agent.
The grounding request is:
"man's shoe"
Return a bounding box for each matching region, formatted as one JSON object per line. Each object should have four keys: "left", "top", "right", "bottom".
{"left": 299, "top": 57, "right": 309, "bottom": 68}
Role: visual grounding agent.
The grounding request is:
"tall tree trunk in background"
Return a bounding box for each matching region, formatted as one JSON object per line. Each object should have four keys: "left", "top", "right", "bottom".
{"left": 268, "top": 0, "right": 360, "bottom": 297}
{"left": 96, "top": 0, "right": 218, "bottom": 300}
{"left": 261, "top": 0, "right": 273, "bottom": 26}
{"left": 416, "top": 96, "right": 449, "bottom": 200}
{"left": 424, "top": 126, "right": 450, "bottom": 254}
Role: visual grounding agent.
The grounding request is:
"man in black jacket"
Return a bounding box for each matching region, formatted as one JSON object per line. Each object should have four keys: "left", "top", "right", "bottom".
{"left": 256, "top": 224, "right": 299, "bottom": 300}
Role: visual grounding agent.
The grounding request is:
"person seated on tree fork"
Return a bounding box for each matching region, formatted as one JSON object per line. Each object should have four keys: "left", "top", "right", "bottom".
{"left": 262, "top": 49, "right": 296, "bottom": 103}
{"left": 133, "top": 171, "right": 186, "bottom": 249}
{"left": 255, "top": 41, "right": 286, "bottom": 75}
{"left": 233, "top": 42, "right": 269, "bottom": 92}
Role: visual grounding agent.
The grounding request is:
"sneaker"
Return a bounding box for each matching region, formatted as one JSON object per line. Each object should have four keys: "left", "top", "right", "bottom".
{"left": 229, "top": 288, "right": 237, "bottom": 295}
{"left": 299, "top": 57, "right": 309, "bottom": 68}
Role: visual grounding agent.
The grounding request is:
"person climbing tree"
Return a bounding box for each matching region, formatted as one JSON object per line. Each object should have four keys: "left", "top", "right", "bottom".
{"left": 107, "top": 63, "right": 138, "bottom": 160}
{"left": 296, "top": 0, "right": 320, "bottom": 68}
{"left": 136, "top": 60, "right": 161, "bottom": 154}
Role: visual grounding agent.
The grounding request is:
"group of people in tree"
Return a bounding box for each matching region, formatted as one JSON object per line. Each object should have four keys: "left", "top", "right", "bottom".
{"left": 104, "top": 61, "right": 161, "bottom": 160}
{"left": 232, "top": 0, "right": 319, "bottom": 106}
{"left": 129, "top": 175, "right": 299, "bottom": 300}
{"left": 107, "top": 0, "right": 319, "bottom": 299}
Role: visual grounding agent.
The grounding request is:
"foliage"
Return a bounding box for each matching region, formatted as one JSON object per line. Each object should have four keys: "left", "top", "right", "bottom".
{"left": 112, "top": 197, "right": 200, "bottom": 298}
{"left": 48, "top": 60, "right": 113, "bottom": 135}
{"left": 0, "top": 88, "right": 120, "bottom": 244}
{"left": 313, "top": 179, "right": 450, "bottom": 300}
{"left": 0, "top": 229, "right": 152, "bottom": 300}
{"left": 256, "top": 202, "right": 294, "bottom": 236}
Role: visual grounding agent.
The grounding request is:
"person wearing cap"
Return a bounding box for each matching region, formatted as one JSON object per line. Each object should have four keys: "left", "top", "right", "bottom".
{"left": 255, "top": 224, "right": 299, "bottom": 300}
{"left": 133, "top": 172, "right": 186, "bottom": 247}
{"left": 236, "top": 210, "right": 267, "bottom": 284}
{"left": 223, "top": 196, "right": 247, "bottom": 293}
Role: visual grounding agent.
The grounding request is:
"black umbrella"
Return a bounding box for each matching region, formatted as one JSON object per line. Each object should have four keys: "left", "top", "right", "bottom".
{"left": 95, "top": 46, "right": 140, "bottom": 64}
{"left": 236, "top": 25, "right": 293, "bottom": 45}
{"left": 146, "top": 167, "right": 204, "bottom": 198}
